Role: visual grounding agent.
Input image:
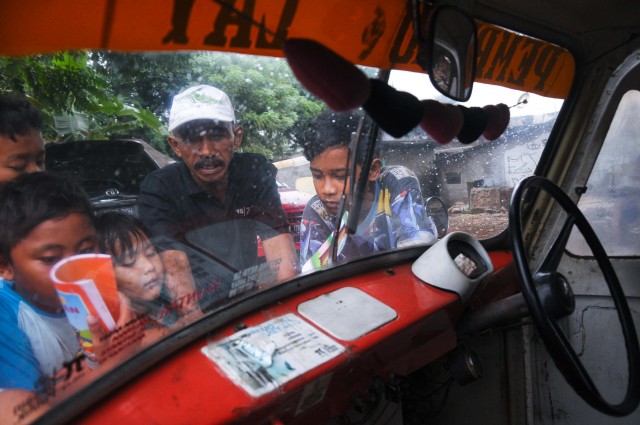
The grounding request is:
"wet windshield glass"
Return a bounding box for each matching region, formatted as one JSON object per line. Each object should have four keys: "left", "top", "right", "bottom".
{"left": 382, "top": 72, "right": 562, "bottom": 241}
{"left": 0, "top": 44, "right": 565, "bottom": 420}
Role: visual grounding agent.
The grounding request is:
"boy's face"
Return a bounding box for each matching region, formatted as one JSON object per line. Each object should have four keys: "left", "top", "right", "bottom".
{"left": 311, "top": 146, "right": 368, "bottom": 216}
{"left": 309, "top": 146, "right": 382, "bottom": 215}
{"left": 0, "top": 129, "right": 45, "bottom": 184}
{"left": 113, "top": 236, "right": 164, "bottom": 303}
{"left": 0, "top": 212, "right": 97, "bottom": 313}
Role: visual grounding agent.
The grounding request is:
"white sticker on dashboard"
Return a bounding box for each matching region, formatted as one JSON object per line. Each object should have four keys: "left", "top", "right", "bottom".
{"left": 201, "top": 313, "right": 344, "bottom": 397}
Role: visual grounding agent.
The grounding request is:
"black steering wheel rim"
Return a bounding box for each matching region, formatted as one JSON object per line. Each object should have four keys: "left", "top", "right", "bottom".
{"left": 509, "top": 176, "right": 640, "bottom": 416}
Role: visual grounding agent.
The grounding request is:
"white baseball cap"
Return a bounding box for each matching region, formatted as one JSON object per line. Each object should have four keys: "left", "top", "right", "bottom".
{"left": 168, "top": 85, "right": 235, "bottom": 131}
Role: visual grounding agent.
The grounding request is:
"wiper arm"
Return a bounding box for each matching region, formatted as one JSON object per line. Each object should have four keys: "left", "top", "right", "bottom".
{"left": 346, "top": 122, "right": 379, "bottom": 235}
{"left": 332, "top": 69, "right": 387, "bottom": 261}
{"left": 330, "top": 110, "right": 379, "bottom": 263}
{"left": 346, "top": 69, "right": 388, "bottom": 235}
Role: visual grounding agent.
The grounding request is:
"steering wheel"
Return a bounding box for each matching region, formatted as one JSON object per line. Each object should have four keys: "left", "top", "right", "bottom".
{"left": 509, "top": 176, "right": 640, "bottom": 416}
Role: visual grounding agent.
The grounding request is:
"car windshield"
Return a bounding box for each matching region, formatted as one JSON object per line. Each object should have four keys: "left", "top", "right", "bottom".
{"left": 0, "top": 9, "right": 569, "bottom": 423}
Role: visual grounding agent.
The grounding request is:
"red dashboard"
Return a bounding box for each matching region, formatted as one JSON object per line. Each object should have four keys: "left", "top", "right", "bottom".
{"left": 79, "top": 252, "right": 512, "bottom": 424}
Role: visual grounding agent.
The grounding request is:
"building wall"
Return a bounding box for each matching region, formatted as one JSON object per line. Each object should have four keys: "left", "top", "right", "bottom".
{"left": 470, "top": 187, "right": 514, "bottom": 211}
{"left": 274, "top": 114, "right": 554, "bottom": 209}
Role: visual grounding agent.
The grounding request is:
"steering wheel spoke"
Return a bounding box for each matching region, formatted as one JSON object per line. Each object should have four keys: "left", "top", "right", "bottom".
{"left": 510, "top": 176, "right": 640, "bottom": 416}
{"left": 538, "top": 214, "right": 575, "bottom": 275}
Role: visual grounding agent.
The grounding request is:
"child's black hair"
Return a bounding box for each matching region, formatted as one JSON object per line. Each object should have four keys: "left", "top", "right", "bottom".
{"left": 0, "top": 93, "right": 43, "bottom": 142}
{"left": 302, "top": 108, "right": 377, "bottom": 165}
{"left": 95, "top": 212, "right": 151, "bottom": 263}
{"left": 0, "top": 171, "right": 93, "bottom": 260}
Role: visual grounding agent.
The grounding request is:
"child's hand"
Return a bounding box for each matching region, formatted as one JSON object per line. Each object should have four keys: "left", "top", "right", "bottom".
{"left": 87, "top": 293, "right": 146, "bottom": 366}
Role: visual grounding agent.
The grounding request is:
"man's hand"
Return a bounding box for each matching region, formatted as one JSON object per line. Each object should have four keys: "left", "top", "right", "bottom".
{"left": 262, "top": 233, "right": 298, "bottom": 283}
{"left": 160, "top": 249, "right": 201, "bottom": 317}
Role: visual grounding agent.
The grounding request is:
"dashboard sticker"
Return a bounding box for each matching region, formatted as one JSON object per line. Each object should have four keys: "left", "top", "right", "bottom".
{"left": 201, "top": 313, "right": 344, "bottom": 397}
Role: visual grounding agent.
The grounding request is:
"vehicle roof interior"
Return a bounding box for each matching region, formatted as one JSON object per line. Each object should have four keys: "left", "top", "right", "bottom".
{"left": 472, "top": 0, "right": 640, "bottom": 60}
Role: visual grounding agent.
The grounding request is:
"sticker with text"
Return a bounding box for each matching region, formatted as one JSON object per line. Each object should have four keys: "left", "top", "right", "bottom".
{"left": 201, "top": 313, "right": 344, "bottom": 397}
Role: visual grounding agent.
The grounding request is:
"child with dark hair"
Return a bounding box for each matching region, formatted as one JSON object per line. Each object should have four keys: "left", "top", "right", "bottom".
{"left": 299, "top": 109, "right": 437, "bottom": 271}
{"left": 0, "top": 172, "right": 96, "bottom": 392}
{"left": 0, "top": 93, "right": 46, "bottom": 184}
{"left": 0, "top": 173, "right": 151, "bottom": 420}
{"left": 95, "top": 212, "right": 199, "bottom": 327}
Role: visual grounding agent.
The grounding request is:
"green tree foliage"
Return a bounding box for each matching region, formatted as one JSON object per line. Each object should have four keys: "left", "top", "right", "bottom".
{"left": 191, "top": 52, "right": 323, "bottom": 159}
{"left": 0, "top": 52, "right": 165, "bottom": 145}
{"left": 90, "top": 51, "right": 193, "bottom": 150}
{"left": 1, "top": 50, "right": 324, "bottom": 161}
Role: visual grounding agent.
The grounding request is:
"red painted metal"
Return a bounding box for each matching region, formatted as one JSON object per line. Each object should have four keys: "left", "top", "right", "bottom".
{"left": 79, "top": 252, "right": 510, "bottom": 424}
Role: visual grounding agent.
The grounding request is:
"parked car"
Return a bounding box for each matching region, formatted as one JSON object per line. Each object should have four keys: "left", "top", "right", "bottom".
{"left": 45, "top": 138, "right": 435, "bottom": 265}
{"left": 46, "top": 140, "right": 309, "bottom": 255}
{"left": 1, "top": 1, "right": 639, "bottom": 425}
{"left": 258, "top": 181, "right": 311, "bottom": 258}
{"left": 45, "top": 139, "right": 174, "bottom": 216}
{"left": 257, "top": 181, "right": 312, "bottom": 257}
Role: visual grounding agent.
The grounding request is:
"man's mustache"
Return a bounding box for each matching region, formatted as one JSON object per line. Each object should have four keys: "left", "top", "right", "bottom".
{"left": 194, "top": 157, "right": 225, "bottom": 169}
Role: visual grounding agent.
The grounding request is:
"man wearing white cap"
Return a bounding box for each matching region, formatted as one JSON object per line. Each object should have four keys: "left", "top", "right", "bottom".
{"left": 138, "top": 85, "right": 297, "bottom": 302}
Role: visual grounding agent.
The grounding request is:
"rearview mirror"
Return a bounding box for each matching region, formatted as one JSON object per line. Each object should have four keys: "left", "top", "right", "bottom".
{"left": 418, "top": 5, "right": 478, "bottom": 102}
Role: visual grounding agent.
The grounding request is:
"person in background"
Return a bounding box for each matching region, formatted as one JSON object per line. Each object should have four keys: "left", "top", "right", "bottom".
{"left": 138, "top": 85, "right": 297, "bottom": 306}
{"left": 0, "top": 173, "right": 139, "bottom": 422}
{"left": 0, "top": 93, "right": 45, "bottom": 185}
{"left": 95, "top": 212, "right": 201, "bottom": 328}
{"left": 299, "top": 109, "right": 437, "bottom": 271}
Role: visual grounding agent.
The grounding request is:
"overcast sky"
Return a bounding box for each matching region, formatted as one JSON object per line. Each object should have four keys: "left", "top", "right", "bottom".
{"left": 388, "top": 70, "right": 564, "bottom": 117}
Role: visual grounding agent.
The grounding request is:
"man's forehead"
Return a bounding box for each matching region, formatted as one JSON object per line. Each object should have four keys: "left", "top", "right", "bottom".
{"left": 179, "top": 119, "right": 233, "bottom": 132}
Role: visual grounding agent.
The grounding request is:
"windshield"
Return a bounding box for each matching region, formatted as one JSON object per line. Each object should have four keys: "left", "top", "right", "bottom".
{"left": 384, "top": 72, "right": 562, "bottom": 240}
{"left": 0, "top": 42, "right": 565, "bottom": 421}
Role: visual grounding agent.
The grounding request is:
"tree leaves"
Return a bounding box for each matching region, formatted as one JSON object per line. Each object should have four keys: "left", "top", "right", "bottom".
{"left": 1, "top": 50, "right": 323, "bottom": 161}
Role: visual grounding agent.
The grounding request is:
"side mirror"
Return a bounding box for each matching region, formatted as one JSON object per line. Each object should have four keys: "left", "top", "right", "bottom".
{"left": 426, "top": 196, "right": 449, "bottom": 238}
{"left": 414, "top": 4, "right": 478, "bottom": 101}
